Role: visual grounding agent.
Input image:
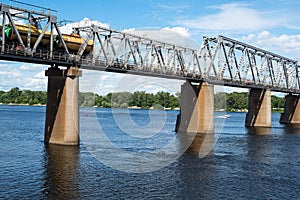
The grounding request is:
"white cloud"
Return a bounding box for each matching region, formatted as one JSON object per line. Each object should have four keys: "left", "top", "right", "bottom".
{"left": 19, "top": 64, "right": 44, "bottom": 71}
{"left": 123, "top": 28, "right": 135, "bottom": 32}
{"left": 23, "top": 77, "right": 47, "bottom": 90}
{"left": 34, "top": 71, "right": 46, "bottom": 78}
{"left": 59, "top": 18, "right": 110, "bottom": 34}
{"left": 125, "top": 28, "right": 199, "bottom": 49}
{"left": 0, "top": 66, "right": 48, "bottom": 90}
{"left": 175, "top": 3, "right": 281, "bottom": 33}
{"left": 162, "top": 27, "right": 190, "bottom": 38}
{"left": 157, "top": 3, "right": 190, "bottom": 11}
{"left": 0, "top": 60, "right": 50, "bottom": 91}
{"left": 0, "top": 70, "right": 21, "bottom": 77}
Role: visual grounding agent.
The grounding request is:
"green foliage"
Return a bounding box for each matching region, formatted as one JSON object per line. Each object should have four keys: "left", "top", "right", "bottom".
{"left": 214, "top": 92, "right": 227, "bottom": 110}
{"left": 226, "top": 92, "right": 248, "bottom": 111}
{"left": 79, "top": 92, "right": 95, "bottom": 107}
{"left": 0, "top": 87, "right": 287, "bottom": 112}
{"left": 111, "top": 92, "right": 131, "bottom": 108}
{"left": 0, "top": 87, "right": 46, "bottom": 105}
{"left": 88, "top": 90, "right": 180, "bottom": 110}
{"left": 214, "top": 92, "right": 286, "bottom": 112}
{"left": 271, "top": 95, "right": 285, "bottom": 109}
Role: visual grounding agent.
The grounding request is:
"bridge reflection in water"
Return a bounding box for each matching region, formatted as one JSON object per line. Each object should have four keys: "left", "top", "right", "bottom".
{"left": 43, "top": 145, "right": 80, "bottom": 198}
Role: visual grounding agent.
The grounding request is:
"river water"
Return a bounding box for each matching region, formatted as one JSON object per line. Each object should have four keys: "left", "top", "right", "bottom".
{"left": 0, "top": 105, "right": 299, "bottom": 199}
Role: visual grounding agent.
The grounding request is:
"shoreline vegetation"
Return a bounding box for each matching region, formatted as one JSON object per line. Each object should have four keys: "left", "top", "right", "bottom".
{"left": 0, "top": 87, "right": 285, "bottom": 112}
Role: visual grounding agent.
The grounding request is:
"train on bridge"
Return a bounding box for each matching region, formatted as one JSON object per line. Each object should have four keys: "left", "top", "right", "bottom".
{"left": 1, "top": 24, "right": 93, "bottom": 54}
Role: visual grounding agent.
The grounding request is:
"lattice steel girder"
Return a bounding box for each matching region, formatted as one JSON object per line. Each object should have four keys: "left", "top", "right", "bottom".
{"left": 202, "top": 35, "right": 299, "bottom": 90}
{"left": 0, "top": 3, "right": 70, "bottom": 58}
{"left": 1, "top": 2, "right": 299, "bottom": 93}
{"left": 76, "top": 24, "right": 200, "bottom": 77}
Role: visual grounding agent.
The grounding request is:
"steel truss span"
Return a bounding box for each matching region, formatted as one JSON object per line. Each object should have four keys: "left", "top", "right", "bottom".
{"left": 0, "top": 3, "right": 299, "bottom": 94}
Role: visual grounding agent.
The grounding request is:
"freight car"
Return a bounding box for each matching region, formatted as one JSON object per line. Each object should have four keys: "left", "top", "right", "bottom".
{"left": 2, "top": 24, "right": 93, "bottom": 54}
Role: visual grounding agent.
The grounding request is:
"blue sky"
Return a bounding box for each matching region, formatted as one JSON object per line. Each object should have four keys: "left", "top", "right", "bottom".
{"left": 15, "top": 0, "right": 299, "bottom": 36}
{"left": 0, "top": 0, "right": 300, "bottom": 94}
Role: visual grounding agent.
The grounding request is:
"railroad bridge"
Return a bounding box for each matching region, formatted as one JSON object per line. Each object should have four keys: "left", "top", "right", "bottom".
{"left": 1, "top": 3, "right": 300, "bottom": 145}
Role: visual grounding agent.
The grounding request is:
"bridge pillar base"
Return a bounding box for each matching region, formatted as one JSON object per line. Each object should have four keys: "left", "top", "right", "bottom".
{"left": 280, "top": 94, "right": 300, "bottom": 124}
{"left": 245, "top": 88, "right": 271, "bottom": 127}
{"left": 176, "top": 81, "right": 214, "bottom": 133}
{"left": 44, "top": 67, "right": 82, "bottom": 145}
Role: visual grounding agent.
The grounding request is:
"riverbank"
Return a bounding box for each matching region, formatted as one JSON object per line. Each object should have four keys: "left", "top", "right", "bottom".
{"left": 1, "top": 88, "right": 286, "bottom": 112}
{"left": 0, "top": 103, "right": 284, "bottom": 113}
{"left": 0, "top": 103, "right": 45, "bottom": 106}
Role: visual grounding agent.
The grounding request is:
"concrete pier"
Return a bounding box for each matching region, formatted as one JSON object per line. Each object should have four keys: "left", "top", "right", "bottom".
{"left": 280, "top": 94, "right": 300, "bottom": 125}
{"left": 176, "top": 81, "right": 214, "bottom": 133}
{"left": 44, "top": 67, "right": 82, "bottom": 145}
{"left": 245, "top": 88, "right": 271, "bottom": 127}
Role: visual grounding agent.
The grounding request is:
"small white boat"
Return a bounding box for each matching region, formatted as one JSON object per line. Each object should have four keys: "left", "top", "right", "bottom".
{"left": 215, "top": 114, "right": 231, "bottom": 119}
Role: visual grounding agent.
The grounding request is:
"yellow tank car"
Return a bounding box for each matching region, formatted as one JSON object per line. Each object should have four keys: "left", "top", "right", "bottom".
{"left": 56, "top": 33, "right": 93, "bottom": 53}
{"left": 5, "top": 24, "right": 51, "bottom": 47}
{"left": 3, "top": 24, "right": 93, "bottom": 54}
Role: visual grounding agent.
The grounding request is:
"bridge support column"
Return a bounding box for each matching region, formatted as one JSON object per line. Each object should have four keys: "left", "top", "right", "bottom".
{"left": 176, "top": 81, "right": 214, "bottom": 133}
{"left": 245, "top": 88, "right": 271, "bottom": 127}
{"left": 280, "top": 94, "right": 300, "bottom": 125}
{"left": 44, "top": 67, "right": 82, "bottom": 145}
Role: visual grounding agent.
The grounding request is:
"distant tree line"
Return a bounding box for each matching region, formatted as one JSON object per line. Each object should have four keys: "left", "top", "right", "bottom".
{"left": 215, "top": 92, "right": 285, "bottom": 112}
{"left": 0, "top": 87, "right": 47, "bottom": 105}
{"left": 0, "top": 88, "right": 180, "bottom": 109}
{"left": 79, "top": 91, "right": 180, "bottom": 109}
{"left": 0, "top": 87, "right": 286, "bottom": 111}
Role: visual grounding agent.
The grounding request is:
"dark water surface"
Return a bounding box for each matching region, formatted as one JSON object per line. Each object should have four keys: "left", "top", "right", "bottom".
{"left": 0, "top": 105, "right": 299, "bottom": 199}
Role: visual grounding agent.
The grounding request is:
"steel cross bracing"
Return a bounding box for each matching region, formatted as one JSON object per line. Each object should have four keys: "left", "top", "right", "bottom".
{"left": 78, "top": 27, "right": 300, "bottom": 93}
{"left": 200, "top": 36, "right": 300, "bottom": 93}
{"left": 0, "top": 3, "right": 299, "bottom": 94}
{"left": 78, "top": 25, "right": 200, "bottom": 80}
{"left": 0, "top": 3, "right": 70, "bottom": 65}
